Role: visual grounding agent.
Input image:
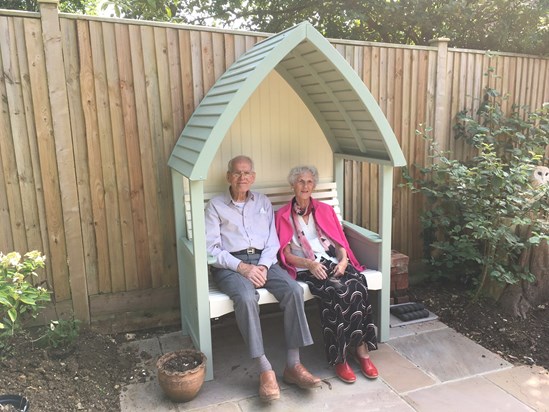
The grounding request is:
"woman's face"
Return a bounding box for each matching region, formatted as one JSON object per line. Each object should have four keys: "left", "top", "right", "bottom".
{"left": 292, "top": 171, "right": 316, "bottom": 202}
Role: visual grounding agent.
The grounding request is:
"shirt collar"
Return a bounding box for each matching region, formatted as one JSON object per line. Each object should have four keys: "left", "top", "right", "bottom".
{"left": 222, "top": 188, "right": 254, "bottom": 205}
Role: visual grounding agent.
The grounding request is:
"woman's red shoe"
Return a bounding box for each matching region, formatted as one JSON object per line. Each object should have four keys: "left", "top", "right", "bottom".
{"left": 355, "top": 355, "right": 378, "bottom": 379}
{"left": 334, "top": 361, "right": 356, "bottom": 383}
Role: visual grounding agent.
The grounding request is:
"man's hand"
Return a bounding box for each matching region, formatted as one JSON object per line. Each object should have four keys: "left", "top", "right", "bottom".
{"left": 237, "top": 262, "right": 267, "bottom": 288}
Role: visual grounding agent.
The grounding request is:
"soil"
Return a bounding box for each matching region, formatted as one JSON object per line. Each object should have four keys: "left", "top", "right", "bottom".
{"left": 161, "top": 352, "right": 203, "bottom": 373}
{"left": 0, "top": 328, "right": 152, "bottom": 412}
{"left": 409, "top": 281, "right": 549, "bottom": 370}
{"left": 0, "top": 280, "right": 547, "bottom": 411}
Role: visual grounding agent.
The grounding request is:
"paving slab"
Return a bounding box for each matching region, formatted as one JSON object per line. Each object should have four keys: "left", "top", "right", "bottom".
{"left": 121, "top": 379, "right": 180, "bottom": 412}
{"left": 404, "top": 376, "right": 535, "bottom": 412}
{"left": 388, "top": 328, "right": 512, "bottom": 382}
{"left": 124, "top": 336, "right": 163, "bottom": 375}
{"left": 159, "top": 332, "right": 193, "bottom": 354}
{"left": 372, "top": 343, "right": 436, "bottom": 393}
{"left": 485, "top": 365, "right": 549, "bottom": 412}
{"left": 236, "top": 376, "right": 415, "bottom": 412}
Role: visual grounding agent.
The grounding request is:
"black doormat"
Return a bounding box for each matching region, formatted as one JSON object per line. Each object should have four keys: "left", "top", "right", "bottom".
{"left": 390, "top": 302, "right": 438, "bottom": 327}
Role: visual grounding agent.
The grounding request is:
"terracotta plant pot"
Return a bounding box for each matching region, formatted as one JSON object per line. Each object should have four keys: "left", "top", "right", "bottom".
{"left": 156, "top": 349, "right": 206, "bottom": 402}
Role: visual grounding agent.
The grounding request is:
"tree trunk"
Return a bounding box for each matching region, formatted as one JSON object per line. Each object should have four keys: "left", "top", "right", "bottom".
{"left": 498, "top": 226, "right": 549, "bottom": 318}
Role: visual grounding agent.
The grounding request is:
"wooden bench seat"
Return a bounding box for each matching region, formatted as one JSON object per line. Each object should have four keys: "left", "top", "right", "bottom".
{"left": 186, "top": 182, "right": 383, "bottom": 320}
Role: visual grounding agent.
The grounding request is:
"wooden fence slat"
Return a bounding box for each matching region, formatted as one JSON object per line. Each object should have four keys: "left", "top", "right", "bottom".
{"left": 90, "top": 20, "right": 124, "bottom": 293}
{"left": 135, "top": 24, "right": 165, "bottom": 288}
{"left": 23, "top": 17, "right": 70, "bottom": 301}
{"left": 530, "top": 58, "right": 540, "bottom": 112}
{"left": 179, "top": 30, "right": 194, "bottom": 124}
{"left": 190, "top": 30, "right": 203, "bottom": 108}
{"left": 395, "top": 47, "right": 407, "bottom": 252}
{"left": 61, "top": 18, "right": 99, "bottom": 295}
{"left": 77, "top": 19, "right": 108, "bottom": 295}
{"left": 360, "top": 47, "right": 372, "bottom": 231}
{"left": 116, "top": 23, "right": 151, "bottom": 290}
{"left": 0, "top": 17, "right": 16, "bottom": 252}
{"left": 106, "top": 22, "right": 138, "bottom": 291}
{"left": 14, "top": 17, "right": 44, "bottom": 256}
{"left": 167, "top": 28, "right": 184, "bottom": 136}
{"left": 154, "top": 26, "right": 178, "bottom": 287}
{"left": 0, "top": 17, "right": 28, "bottom": 254}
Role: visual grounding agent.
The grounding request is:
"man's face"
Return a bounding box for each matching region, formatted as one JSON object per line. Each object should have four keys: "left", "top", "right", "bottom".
{"left": 227, "top": 159, "right": 256, "bottom": 197}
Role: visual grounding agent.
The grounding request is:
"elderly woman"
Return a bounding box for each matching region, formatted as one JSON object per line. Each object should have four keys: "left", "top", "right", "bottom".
{"left": 275, "top": 165, "right": 378, "bottom": 383}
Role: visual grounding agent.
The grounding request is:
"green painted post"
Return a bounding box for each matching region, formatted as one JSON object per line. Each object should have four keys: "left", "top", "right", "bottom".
{"left": 378, "top": 164, "right": 394, "bottom": 342}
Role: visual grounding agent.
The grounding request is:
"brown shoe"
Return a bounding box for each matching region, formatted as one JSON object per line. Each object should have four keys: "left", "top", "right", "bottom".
{"left": 283, "top": 363, "right": 321, "bottom": 389}
{"left": 259, "top": 370, "right": 280, "bottom": 401}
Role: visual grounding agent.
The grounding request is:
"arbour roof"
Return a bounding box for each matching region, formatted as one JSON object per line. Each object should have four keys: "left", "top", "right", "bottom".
{"left": 168, "top": 21, "right": 406, "bottom": 180}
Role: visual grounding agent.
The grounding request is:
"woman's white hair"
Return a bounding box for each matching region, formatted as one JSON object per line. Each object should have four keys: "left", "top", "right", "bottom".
{"left": 287, "top": 165, "right": 319, "bottom": 186}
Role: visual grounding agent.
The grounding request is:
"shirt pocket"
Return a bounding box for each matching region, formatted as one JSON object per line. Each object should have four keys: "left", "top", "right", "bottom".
{"left": 250, "top": 208, "right": 271, "bottom": 235}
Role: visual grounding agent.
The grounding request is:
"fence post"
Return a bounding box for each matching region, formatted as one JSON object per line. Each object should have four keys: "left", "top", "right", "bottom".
{"left": 429, "top": 37, "right": 450, "bottom": 153}
{"left": 38, "top": 0, "right": 90, "bottom": 324}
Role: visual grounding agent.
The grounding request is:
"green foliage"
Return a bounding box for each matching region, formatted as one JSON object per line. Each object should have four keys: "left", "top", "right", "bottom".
{"left": 2, "top": 0, "right": 547, "bottom": 54}
{"left": 38, "top": 319, "right": 81, "bottom": 349}
{"left": 0, "top": 251, "right": 51, "bottom": 352}
{"left": 404, "top": 86, "right": 549, "bottom": 297}
{"left": 100, "top": 0, "right": 549, "bottom": 55}
{"left": 0, "top": 0, "right": 99, "bottom": 14}
{"left": 454, "top": 71, "right": 549, "bottom": 163}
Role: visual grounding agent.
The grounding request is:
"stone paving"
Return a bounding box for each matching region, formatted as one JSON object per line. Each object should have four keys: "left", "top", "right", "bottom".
{"left": 120, "top": 310, "right": 548, "bottom": 412}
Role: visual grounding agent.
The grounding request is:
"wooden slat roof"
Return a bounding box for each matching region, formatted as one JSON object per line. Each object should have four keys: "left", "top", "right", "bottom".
{"left": 168, "top": 21, "right": 406, "bottom": 180}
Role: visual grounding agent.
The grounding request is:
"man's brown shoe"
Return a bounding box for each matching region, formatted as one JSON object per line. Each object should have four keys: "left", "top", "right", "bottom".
{"left": 283, "top": 363, "right": 321, "bottom": 389}
{"left": 259, "top": 370, "right": 280, "bottom": 401}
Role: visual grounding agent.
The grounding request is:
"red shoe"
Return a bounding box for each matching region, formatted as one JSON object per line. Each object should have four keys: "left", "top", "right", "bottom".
{"left": 354, "top": 355, "right": 378, "bottom": 379}
{"left": 334, "top": 361, "right": 356, "bottom": 383}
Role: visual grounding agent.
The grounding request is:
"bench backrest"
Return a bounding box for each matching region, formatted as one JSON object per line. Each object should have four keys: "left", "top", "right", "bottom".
{"left": 184, "top": 182, "right": 341, "bottom": 240}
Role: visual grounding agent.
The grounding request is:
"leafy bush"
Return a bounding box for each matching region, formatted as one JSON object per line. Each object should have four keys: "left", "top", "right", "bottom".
{"left": 39, "top": 319, "right": 81, "bottom": 349}
{"left": 404, "top": 85, "right": 549, "bottom": 297}
{"left": 0, "top": 251, "right": 51, "bottom": 351}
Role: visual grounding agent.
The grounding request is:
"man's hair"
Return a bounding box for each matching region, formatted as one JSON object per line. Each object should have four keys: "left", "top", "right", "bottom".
{"left": 227, "top": 155, "right": 254, "bottom": 172}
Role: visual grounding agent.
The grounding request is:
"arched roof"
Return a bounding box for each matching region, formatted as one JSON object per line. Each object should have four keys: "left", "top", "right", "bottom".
{"left": 168, "top": 21, "right": 406, "bottom": 180}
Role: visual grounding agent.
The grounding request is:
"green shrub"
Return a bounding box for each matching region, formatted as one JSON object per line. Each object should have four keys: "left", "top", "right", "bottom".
{"left": 0, "top": 251, "right": 51, "bottom": 351}
{"left": 404, "top": 84, "right": 549, "bottom": 298}
{"left": 39, "top": 319, "right": 81, "bottom": 349}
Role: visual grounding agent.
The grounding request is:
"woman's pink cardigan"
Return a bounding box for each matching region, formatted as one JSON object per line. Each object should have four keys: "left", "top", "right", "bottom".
{"left": 275, "top": 197, "right": 364, "bottom": 279}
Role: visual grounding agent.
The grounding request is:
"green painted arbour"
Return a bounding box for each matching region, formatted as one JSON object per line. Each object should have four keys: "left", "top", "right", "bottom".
{"left": 168, "top": 21, "right": 406, "bottom": 381}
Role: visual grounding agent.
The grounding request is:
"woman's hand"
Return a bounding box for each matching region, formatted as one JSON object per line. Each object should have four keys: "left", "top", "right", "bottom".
{"left": 308, "top": 260, "right": 328, "bottom": 280}
{"left": 332, "top": 260, "right": 348, "bottom": 278}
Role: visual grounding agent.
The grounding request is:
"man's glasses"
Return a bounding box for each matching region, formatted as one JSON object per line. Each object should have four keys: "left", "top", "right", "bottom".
{"left": 231, "top": 171, "right": 254, "bottom": 178}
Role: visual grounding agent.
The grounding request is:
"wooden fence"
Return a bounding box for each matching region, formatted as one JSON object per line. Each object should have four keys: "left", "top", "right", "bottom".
{"left": 1, "top": 1, "right": 548, "bottom": 330}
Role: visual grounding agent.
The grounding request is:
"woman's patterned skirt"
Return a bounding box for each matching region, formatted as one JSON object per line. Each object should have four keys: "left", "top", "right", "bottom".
{"left": 297, "top": 258, "right": 378, "bottom": 365}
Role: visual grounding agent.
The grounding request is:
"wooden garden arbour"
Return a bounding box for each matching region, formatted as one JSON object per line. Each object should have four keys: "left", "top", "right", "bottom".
{"left": 168, "top": 21, "right": 406, "bottom": 381}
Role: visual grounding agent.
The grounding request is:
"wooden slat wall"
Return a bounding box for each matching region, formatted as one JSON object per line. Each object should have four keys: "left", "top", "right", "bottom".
{"left": 1, "top": 6, "right": 548, "bottom": 330}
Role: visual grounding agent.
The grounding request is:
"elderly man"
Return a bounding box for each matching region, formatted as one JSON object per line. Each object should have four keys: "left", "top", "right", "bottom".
{"left": 205, "top": 155, "right": 320, "bottom": 401}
